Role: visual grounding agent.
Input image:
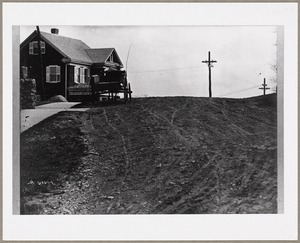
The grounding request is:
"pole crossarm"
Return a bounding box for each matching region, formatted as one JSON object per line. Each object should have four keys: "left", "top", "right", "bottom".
{"left": 202, "top": 60, "right": 217, "bottom": 64}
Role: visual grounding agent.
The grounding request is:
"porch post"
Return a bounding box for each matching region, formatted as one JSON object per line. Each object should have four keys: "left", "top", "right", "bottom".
{"left": 65, "top": 63, "right": 68, "bottom": 100}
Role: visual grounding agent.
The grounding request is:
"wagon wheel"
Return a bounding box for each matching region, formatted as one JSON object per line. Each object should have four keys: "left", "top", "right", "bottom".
{"left": 128, "top": 83, "right": 132, "bottom": 102}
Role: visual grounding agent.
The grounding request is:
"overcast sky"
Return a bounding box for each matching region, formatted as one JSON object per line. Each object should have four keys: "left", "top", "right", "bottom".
{"left": 20, "top": 25, "right": 278, "bottom": 98}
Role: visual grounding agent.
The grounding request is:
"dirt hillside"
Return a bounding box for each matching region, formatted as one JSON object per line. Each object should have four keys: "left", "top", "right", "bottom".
{"left": 20, "top": 94, "right": 277, "bottom": 214}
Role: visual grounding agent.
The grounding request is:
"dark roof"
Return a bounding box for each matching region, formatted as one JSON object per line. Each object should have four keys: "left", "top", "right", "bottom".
{"left": 85, "top": 48, "right": 114, "bottom": 64}
{"left": 40, "top": 31, "right": 93, "bottom": 64}
{"left": 21, "top": 30, "right": 123, "bottom": 67}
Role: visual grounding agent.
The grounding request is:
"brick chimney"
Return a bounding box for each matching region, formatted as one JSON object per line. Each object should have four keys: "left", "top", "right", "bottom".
{"left": 51, "top": 28, "right": 59, "bottom": 35}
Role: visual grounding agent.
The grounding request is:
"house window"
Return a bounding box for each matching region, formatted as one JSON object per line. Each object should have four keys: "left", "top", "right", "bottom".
{"left": 75, "top": 67, "right": 84, "bottom": 84}
{"left": 29, "top": 41, "right": 46, "bottom": 55}
{"left": 109, "top": 54, "right": 113, "bottom": 62}
{"left": 74, "top": 66, "right": 90, "bottom": 84}
{"left": 21, "top": 66, "right": 28, "bottom": 79}
{"left": 46, "top": 65, "right": 60, "bottom": 83}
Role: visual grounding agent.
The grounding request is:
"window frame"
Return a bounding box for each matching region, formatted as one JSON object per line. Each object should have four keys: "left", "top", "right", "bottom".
{"left": 46, "top": 65, "right": 61, "bottom": 83}
{"left": 74, "top": 66, "right": 90, "bottom": 84}
{"left": 29, "top": 41, "right": 46, "bottom": 55}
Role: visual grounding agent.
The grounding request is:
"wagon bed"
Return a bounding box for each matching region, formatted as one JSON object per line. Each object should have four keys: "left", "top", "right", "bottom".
{"left": 68, "top": 70, "right": 132, "bottom": 102}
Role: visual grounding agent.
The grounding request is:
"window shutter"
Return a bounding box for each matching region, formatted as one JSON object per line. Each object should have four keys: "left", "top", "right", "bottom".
{"left": 56, "top": 66, "right": 61, "bottom": 75}
{"left": 33, "top": 41, "right": 38, "bottom": 55}
{"left": 41, "top": 41, "right": 46, "bottom": 54}
{"left": 46, "top": 66, "right": 50, "bottom": 82}
{"left": 74, "top": 67, "right": 79, "bottom": 84}
{"left": 29, "top": 42, "right": 33, "bottom": 54}
{"left": 22, "top": 66, "right": 28, "bottom": 78}
{"left": 24, "top": 67, "right": 28, "bottom": 77}
{"left": 57, "top": 66, "right": 61, "bottom": 82}
{"left": 80, "top": 68, "right": 84, "bottom": 83}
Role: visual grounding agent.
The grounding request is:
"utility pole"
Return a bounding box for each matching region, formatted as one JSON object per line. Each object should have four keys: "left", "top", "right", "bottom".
{"left": 202, "top": 51, "right": 217, "bottom": 97}
{"left": 259, "top": 78, "right": 270, "bottom": 95}
{"left": 36, "top": 26, "right": 45, "bottom": 100}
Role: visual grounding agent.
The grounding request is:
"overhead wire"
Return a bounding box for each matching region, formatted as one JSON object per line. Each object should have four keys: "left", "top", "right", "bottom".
{"left": 215, "top": 66, "right": 263, "bottom": 97}
{"left": 218, "top": 67, "right": 259, "bottom": 86}
{"left": 220, "top": 85, "right": 259, "bottom": 96}
{"left": 128, "top": 65, "right": 205, "bottom": 74}
{"left": 127, "top": 59, "right": 264, "bottom": 97}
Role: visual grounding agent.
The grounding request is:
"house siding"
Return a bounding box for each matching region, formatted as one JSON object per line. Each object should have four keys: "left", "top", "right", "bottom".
{"left": 20, "top": 36, "right": 66, "bottom": 100}
{"left": 20, "top": 31, "right": 126, "bottom": 102}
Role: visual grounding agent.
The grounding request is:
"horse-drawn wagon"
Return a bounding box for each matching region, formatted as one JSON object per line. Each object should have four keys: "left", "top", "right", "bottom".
{"left": 68, "top": 70, "right": 132, "bottom": 103}
{"left": 92, "top": 70, "right": 132, "bottom": 102}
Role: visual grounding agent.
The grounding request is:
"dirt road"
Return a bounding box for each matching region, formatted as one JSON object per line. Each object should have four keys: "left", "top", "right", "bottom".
{"left": 20, "top": 95, "right": 277, "bottom": 214}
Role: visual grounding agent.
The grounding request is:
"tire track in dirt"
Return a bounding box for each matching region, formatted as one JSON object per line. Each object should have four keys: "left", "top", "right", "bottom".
{"left": 88, "top": 112, "right": 95, "bottom": 132}
{"left": 205, "top": 99, "right": 276, "bottom": 132}
{"left": 103, "top": 108, "right": 130, "bottom": 167}
{"left": 221, "top": 110, "right": 254, "bottom": 137}
{"left": 140, "top": 103, "right": 198, "bottom": 148}
{"left": 79, "top": 109, "right": 132, "bottom": 214}
{"left": 170, "top": 102, "right": 188, "bottom": 125}
{"left": 20, "top": 96, "right": 277, "bottom": 214}
{"left": 99, "top": 107, "right": 160, "bottom": 213}
{"left": 157, "top": 149, "right": 225, "bottom": 213}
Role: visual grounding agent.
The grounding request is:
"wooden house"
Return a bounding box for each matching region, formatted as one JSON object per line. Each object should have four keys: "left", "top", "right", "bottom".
{"left": 20, "top": 28, "right": 125, "bottom": 101}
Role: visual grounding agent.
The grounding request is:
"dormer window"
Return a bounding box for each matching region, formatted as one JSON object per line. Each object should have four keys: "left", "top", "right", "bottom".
{"left": 29, "top": 41, "right": 45, "bottom": 55}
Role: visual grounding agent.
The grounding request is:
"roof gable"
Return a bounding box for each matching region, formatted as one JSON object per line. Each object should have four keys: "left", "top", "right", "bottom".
{"left": 85, "top": 48, "right": 123, "bottom": 67}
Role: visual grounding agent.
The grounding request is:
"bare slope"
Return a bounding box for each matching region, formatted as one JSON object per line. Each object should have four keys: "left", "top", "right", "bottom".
{"left": 20, "top": 95, "right": 277, "bottom": 214}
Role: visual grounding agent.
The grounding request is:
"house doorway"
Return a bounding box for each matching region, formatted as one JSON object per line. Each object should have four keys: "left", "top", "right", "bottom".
{"left": 67, "top": 65, "right": 75, "bottom": 87}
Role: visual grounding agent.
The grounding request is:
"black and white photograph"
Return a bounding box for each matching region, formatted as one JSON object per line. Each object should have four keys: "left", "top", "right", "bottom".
{"left": 3, "top": 2, "right": 297, "bottom": 241}
{"left": 18, "top": 25, "right": 281, "bottom": 215}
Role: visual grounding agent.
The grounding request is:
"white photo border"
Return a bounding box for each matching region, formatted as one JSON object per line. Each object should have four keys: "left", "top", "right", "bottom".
{"left": 3, "top": 2, "right": 298, "bottom": 240}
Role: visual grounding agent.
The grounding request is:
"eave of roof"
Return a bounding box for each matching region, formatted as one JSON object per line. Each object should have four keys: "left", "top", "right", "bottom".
{"left": 20, "top": 30, "right": 124, "bottom": 67}
{"left": 20, "top": 30, "right": 37, "bottom": 50}
{"left": 20, "top": 30, "right": 70, "bottom": 59}
{"left": 41, "top": 31, "right": 93, "bottom": 64}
